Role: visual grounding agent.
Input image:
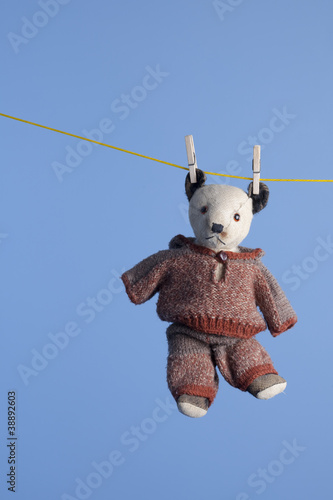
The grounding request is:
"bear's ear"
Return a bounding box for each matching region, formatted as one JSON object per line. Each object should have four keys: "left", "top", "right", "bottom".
{"left": 247, "top": 182, "right": 269, "bottom": 214}
{"left": 185, "top": 169, "right": 206, "bottom": 201}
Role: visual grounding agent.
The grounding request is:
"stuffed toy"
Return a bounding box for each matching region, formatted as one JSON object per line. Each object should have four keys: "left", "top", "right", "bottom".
{"left": 121, "top": 170, "right": 297, "bottom": 418}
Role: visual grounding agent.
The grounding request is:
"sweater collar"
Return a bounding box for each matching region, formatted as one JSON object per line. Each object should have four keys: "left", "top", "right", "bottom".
{"left": 169, "top": 234, "right": 264, "bottom": 260}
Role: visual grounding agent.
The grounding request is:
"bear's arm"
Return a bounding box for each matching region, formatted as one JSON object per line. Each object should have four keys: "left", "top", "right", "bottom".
{"left": 255, "top": 261, "right": 297, "bottom": 337}
{"left": 121, "top": 250, "right": 171, "bottom": 305}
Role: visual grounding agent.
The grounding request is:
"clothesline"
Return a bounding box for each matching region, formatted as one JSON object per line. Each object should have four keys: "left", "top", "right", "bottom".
{"left": 1, "top": 112, "right": 332, "bottom": 183}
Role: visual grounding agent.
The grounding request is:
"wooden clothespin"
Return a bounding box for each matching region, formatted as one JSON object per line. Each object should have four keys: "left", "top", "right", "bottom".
{"left": 252, "top": 145, "right": 261, "bottom": 195}
{"left": 185, "top": 135, "right": 197, "bottom": 183}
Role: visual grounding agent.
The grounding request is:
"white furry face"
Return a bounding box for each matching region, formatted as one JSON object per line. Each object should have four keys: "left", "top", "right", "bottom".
{"left": 189, "top": 184, "right": 253, "bottom": 252}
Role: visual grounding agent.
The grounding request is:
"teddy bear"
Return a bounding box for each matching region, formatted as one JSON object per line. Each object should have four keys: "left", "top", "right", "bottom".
{"left": 121, "top": 169, "right": 297, "bottom": 418}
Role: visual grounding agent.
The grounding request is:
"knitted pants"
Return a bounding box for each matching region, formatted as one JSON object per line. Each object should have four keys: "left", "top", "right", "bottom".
{"left": 166, "top": 323, "right": 278, "bottom": 406}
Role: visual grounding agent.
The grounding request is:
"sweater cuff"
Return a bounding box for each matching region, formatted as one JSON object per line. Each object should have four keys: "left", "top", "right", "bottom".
{"left": 271, "top": 316, "right": 297, "bottom": 337}
{"left": 121, "top": 273, "right": 140, "bottom": 304}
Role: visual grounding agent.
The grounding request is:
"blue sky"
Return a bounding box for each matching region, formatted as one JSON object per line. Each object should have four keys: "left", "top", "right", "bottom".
{"left": 1, "top": 1, "right": 333, "bottom": 499}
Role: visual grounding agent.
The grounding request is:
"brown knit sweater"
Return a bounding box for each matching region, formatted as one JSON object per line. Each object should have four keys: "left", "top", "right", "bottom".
{"left": 121, "top": 235, "right": 297, "bottom": 339}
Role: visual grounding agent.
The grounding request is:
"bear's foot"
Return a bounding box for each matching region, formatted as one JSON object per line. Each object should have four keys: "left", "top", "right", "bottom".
{"left": 177, "top": 394, "right": 209, "bottom": 418}
{"left": 247, "top": 374, "right": 287, "bottom": 400}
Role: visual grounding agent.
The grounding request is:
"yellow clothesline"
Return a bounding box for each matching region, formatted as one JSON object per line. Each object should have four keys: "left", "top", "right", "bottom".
{"left": 1, "top": 112, "right": 332, "bottom": 183}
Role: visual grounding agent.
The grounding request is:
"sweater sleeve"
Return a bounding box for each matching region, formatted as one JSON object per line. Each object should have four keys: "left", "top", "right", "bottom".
{"left": 255, "top": 262, "right": 297, "bottom": 337}
{"left": 121, "top": 250, "right": 170, "bottom": 305}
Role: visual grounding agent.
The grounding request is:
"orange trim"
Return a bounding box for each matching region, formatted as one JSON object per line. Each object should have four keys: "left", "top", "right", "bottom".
{"left": 172, "top": 234, "right": 263, "bottom": 260}
{"left": 121, "top": 273, "right": 140, "bottom": 304}
{"left": 225, "top": 247, "right": 264, "bottom": 260}
{"left": 271, "top": 316, "right": 298, "bottom": 337}
{"left": 172, "top": 384, "right": 217, "bottom": 407}
{"left": 238, "top": 364, "right": 278, "bottom": 391}
{"left": 175, "top": 315, "right": 266, "bottom": 338}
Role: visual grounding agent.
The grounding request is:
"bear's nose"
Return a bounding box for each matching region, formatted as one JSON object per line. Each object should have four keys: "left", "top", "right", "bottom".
{"left": 212, "top": 223, "right": 224, "bottom": 233}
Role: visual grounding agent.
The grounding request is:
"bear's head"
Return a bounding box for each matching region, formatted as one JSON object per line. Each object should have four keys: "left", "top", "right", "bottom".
{"left": 185, "top": 169, "right": 269, "bottom": 252}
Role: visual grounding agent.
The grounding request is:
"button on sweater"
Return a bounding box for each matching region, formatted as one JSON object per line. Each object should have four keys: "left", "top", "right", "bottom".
{"left": 121, "top": 235, "right": 297, "bottom": 339}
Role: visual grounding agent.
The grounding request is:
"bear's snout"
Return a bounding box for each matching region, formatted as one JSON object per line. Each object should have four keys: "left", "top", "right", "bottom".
{"left": 212, "top": 223, "right": 224, "bottom": 234}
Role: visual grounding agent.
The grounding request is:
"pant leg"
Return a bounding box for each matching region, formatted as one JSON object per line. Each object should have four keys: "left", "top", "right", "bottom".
{"left": 166, "top": 326, "right": 219, "bottom": 406}
{"left": 212, "top": 336, "right": 278, "bottom": 391}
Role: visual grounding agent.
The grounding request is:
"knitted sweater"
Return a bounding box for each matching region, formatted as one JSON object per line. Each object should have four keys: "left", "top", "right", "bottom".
{"left": 121, "top": 235, "right": 297, "bottom": 339}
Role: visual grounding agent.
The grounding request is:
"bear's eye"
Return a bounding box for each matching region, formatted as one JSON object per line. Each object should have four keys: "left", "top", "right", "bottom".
{"left": 200, "top": 206, "right": 208, "bottom": 214}
{"left": 234, "top": 213, "right": 240, "bottom": 221}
